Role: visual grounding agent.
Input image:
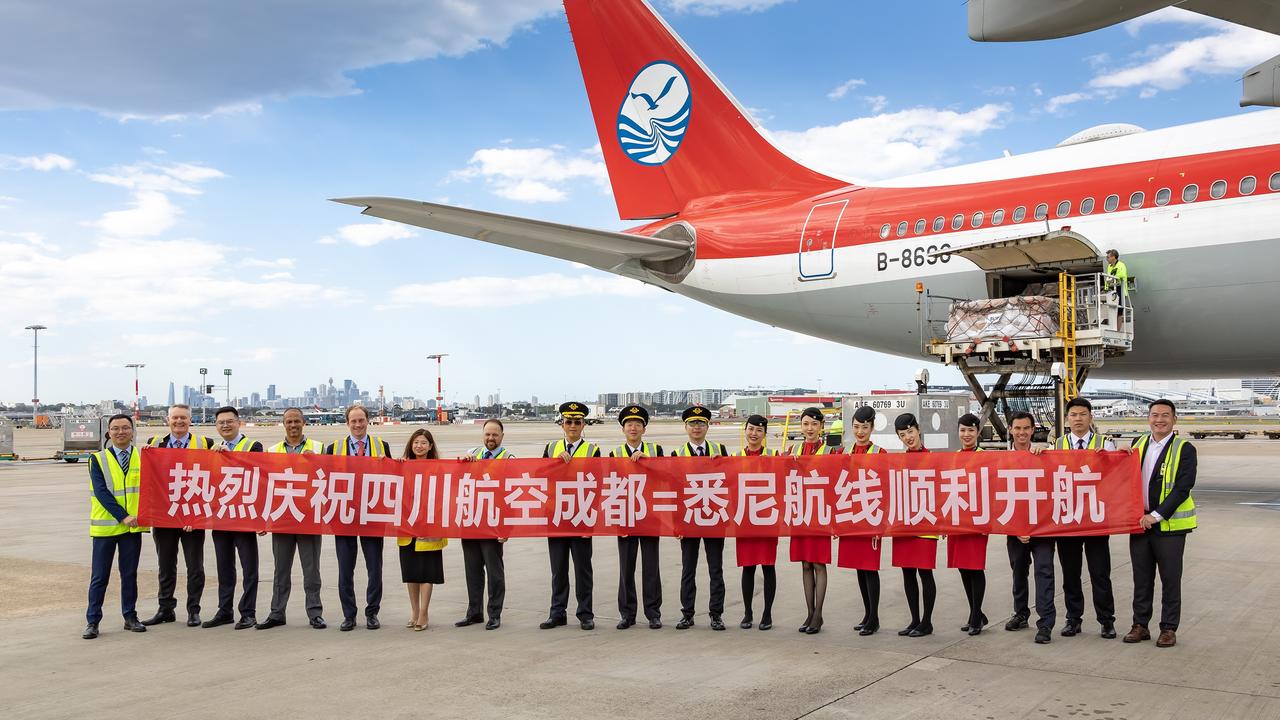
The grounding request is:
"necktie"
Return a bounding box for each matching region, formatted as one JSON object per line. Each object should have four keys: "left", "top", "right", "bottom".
{"left": 1077, "top": 438, "right": 1085, "bottom": 450}
{"left": 225, "top": 440, "right": 234, "bottom": 450}
{"left": 117, "top": 449, "right": 130, "bottom": 470}
{"left": 356, "top": 439, "right": 366, "bottom": 456}
{"left": 483, "top": 450, "right": 493, "bottom": 460}
{"left": 697, "top": 446, "right": 705, "bottom": 457}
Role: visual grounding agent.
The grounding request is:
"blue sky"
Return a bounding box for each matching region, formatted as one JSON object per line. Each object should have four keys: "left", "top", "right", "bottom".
{"left": 2, "top": 0, "right": 1278, "bottom": 407}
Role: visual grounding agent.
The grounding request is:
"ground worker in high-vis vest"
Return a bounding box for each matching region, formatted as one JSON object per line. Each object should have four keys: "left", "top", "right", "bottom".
{"left": 610, "top": 405, "right": 664, "bottom": 630}
{"left": 455, "top": 418, "right": 512, "bottom": 631}
{"left": 1124, "top": 399, "right": 1197, "bottom": 649}
{"left": 540, "top": 401, "right": 601, "bottom": 631}
{"left": 82, "top": 413, "right": 149, "bottom": 640}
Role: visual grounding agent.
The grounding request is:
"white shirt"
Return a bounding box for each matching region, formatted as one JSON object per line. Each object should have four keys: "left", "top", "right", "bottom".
{"left": 1068, "top": 430, "right": 1116, "bottom": 451}
{"left": 1141, "top": 433, "right": 1174, "bottom": 518}
{"left": 687, "top": 442, "right": 708, "bottom": 455}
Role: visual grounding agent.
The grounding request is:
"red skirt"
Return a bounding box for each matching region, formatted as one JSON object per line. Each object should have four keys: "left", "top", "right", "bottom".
{"left": 836, "top": 536, "right": 881, "bottom": 571}
{"left": 735, "top": 537, "right": 778, "bottom": 567}
{"left": 789, "top": 535, "right": 832, "bottom": 564}
{"left": 946, "top": 534, "right": 989, "bottom": 570}
{"left": 891, "top": 537, "right": 938, "bottom": 570}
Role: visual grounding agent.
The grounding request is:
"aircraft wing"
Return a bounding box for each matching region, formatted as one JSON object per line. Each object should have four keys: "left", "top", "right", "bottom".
{"left": 331, "top": 197, "right": 693, "bottom": 279}
{"left": 1180, "top": 0, "right": 1280, "bottom": 35}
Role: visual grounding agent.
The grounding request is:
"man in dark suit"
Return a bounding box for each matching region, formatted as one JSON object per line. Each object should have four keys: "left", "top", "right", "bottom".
{"left": 540, "top": 401, "right": 601, "bottom": 631}
{"left": 1002, "top": 412, "right": 1059, "bottom": 644}
{"left": 609, "top": 405, "right": 664, "bottom": 630}
{"left": 1124, "top": 399, "right": 1197, "bottom": 649}
{"left": 204, "top": 406, "right": 264, "bottom": 630}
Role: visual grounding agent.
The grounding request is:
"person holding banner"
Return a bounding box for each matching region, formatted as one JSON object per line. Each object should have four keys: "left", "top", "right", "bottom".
{"left": 949, "top": 413, "right": 988, "bottom": 636}
{"left": 258, "top": 408, "right": 326, "bottom": 631}
{"left": 83, "top": 413, "right": 148, "bottom": 639}
{"left": 787, "top": 407, "right": 839, "bottom": 635}
{"left": 839, "top": 405, "right": 885, "bottom": 636}
{"left": 141, "top": 403, "right": 212, "bottom": 628}
{"left": 324, "top": 404, "right": 392, "bottom": 632}
{"left": 735, "top": 414, "right": 778, "bottom": 631}
{"left": 892, "top": 413, "right": 937, "bottom": 638}
{"left": 398, "top": 429, "right": 446, "bottom": 631}
{"left": 205, "top": 406, "right": 264, "bottom": 630}
{"left": 541, "top": 401, "right": 601, "bottom": 630}
{"left": 610, "top": 405, "right": 665, "bottom": 630}
{"left": 673, "top": 405, "right": 729, "bottom": 631}
{"left": 1003, "top": 412, "right": 1058, "bottom": 644}
{"left": 456, "top": 419, "right": 510, "bottom": 631}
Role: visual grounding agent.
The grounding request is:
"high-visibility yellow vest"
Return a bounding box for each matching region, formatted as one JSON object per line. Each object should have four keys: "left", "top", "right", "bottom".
{"left": 546, "top": 438, "right": 599, "bottom": 458}
{"left": 1133, "top": 434, "right": 1198, "bottom": 532}
{"left": 674, "top": 441, "right": 727, "bottom": 457}
{"left": 849, "top": 442, "right": 884, "bottom": 454}
{"left": 735, "top": 447, "right": 779, "bottom": 456}
{"left": 397, "top": 536, "right": 449, "bottom": 551}
{"left": 89, "top": 447, "right": 147, "bottom": 537}
{"left": 1055, "top": 433, "right": 1109, "bottom": 450}
{"left": 1108, "top": 260, "right": 1129, "bottom": 297}
{"left": 147, "top": 434, "right": 212, "bottom": 449}
{"left": 268, "top": 438, "right": 324, "bottom": 454}
{"left": 217, "top": 436, "right": 259, "bottom": 452}
{"left": 613, "top": 442, "right": 658, "bottom": 458}
{"left": 332, "top": 435, "right": 387, "bottom": 457}
{"left": 788, "top": 441, "right": 840, "bottom": 455}
{"left": 473, "top": 447, "right": 510, "bottom": 459}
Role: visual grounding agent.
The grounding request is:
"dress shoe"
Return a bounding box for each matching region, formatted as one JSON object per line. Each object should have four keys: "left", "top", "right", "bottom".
{"left": 310, "top": 616, "right": 327, "bottom": 629}
{"left": 675, "top": 617, "right": 694, "bottom": 630}
{"left": 616, "top": 619, "right": 634, "bottom": 630}
{"left": 907, "top": 623, "right": 932, "bottom": 638}
{"left": 186, "top": 612, "right": 201, "bottom": 627}
{"left": 897, "top": 622, "right": 919, "bottom": 637}
{"left": 123, "top": 617, "right": 147, "bottom": 633}
{"left": 234, "top": 616, "right": 256, "bottom": 630}
{"left": 648, "top": 619, "right": 663, "bottom": 629}
{"left": 858, "top": 622, "right": 878, "bottom": 636}
{"left": 340, "top": 618, "right": 357, "bottom": 632}
{"left": 1034, "top": 628, "right": 1052, "bottom": 644}
{"left": 740, "top": 615, "right": 753, "bottom": 630}
{"left": 484, "top": 618, "right": 501, "bottom": 630}
{"left": 366, "top": 615, "right": 381, "bottom": 630}
{"left": 805, "top": 619, "right": 823, "bottom": 635}
{"left": 455, "top": 616, "right": 482, "bottom": 628}
{"left": 1005, "top": 614, "right": 1029, "bottom": 631}
{"left": 539, "top": 617, "right": 567, "bottom": 629}
{"left": 141, "top": 610, "right": 176, "bottom": 626}
{"left": 854, "top": 620, "right": 867, "bottom": 632}
{"left": 710, "top": 617, "right": 726, "bottom": 631}
{"left": 759, "top": 618, "right": 773, "bottom": 631}
{"left": 1155, "top": 629, "right": 1177, "bottom": 648}
{"left": 580, "top": 620, "right": 595, "bottom": 630}
{"left": 968, "top": 624, "right": 983, "bottom": 636}
{"left": 1100, "top": 623, "right": 1117, "bottom": 639}
{"left": 255, "top": 617, "right": 285, "bottom": 630}
{"left": 1060, "top": 620, "right": 1081, "bottom": 637}
{"left": 1123, "top": 624, "right": 1151, "bottom": 643}
{"left": 202, "top": 614, "right": 233, "bottom": 629}
{"left": 82, "top": 623, "right": 99, "bottom": 640}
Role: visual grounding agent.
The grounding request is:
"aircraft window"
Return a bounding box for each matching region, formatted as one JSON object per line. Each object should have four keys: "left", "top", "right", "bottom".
{"left": 951, "top": 213, "right": 963, "bottom": 230}
{"left": 1210, "top": 180, "right": 1227, "bottom": 199}
{"left": 896, "top": 221, "right": 908, "bottom": 237}
{"left": 913, "top": 219, "right": 925, "bottom": 235}
{"left": 880, "top": 224, "right": 890, "bottom": 239}
{"left": 971, "top": 211, "right": 984, "bottom": 228}
{"left": 1271, "top": 172, "right": 1280, "bottom": 191}
{"left": 1104, "top": 194, "right": 1119, "bottom": 212}
{"left": 1080, "top": 197, "right": 1095, "bottom": 215}
{"left": 1012, "top": 206, "right": 1026, "bottom": 223}
{"left": 1129, "top": 191, "right": 1144, "bottom": 209}
{"left": 1055, "top": 200, "right": 1071, "bottom": 218}
{"left": 1155, "top": 188, "right": 1171, "bottom": 206}
{"left": 1033, "top": 203, "right": 1048, "bottom": 220}
{"left": 992, "top": 209, "right": 1005, "bottom": 225}
{"left": 1182, "top": 184, "right": 1198, "bottom": 202}
{"left": 932, "top": 216, "right": 945, "bottom": 232}
{"left": 1240, "top": 176, "right": 1257, "bottom": 195}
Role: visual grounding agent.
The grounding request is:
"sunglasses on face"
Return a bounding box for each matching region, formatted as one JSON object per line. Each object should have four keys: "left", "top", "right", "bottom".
{"left": 563, "top": 419, "right": 584, "bottom": 426}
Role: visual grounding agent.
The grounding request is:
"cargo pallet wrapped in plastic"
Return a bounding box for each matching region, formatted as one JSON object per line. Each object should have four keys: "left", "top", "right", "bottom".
{"left": 945, "top": 296, "right": 1060, "bottom": 344}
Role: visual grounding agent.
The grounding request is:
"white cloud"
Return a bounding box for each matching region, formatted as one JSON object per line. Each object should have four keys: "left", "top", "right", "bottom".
{"left": 664, "top": 0, "right": 791, "bottom": 14}
{"left": 0, "top": 195, "right": 19, "bottom": 208}
{"left": 90, "top": 190, "right": 180, "bottom": 237}
{"left": 452, "top": 146, "right": 608, "bottom": 203}
{"left": 319, "top": 219, "right": 417, "bottom": 247}
{"left": 0, "top": 153, "right": 75, "bottom": 171}
{"left": 86, "top": 161, "right": 225, "bottom": 195}
{"left": 1045, "top": 91, "right": 1093, "bottom": 114}
{"left": 983, "top": 85, "right": 1016, "bottom": 96}
{"left": 123, "top": 331, "right": 227, "bottom": 348}
{"left": 862, "top": 95, "right": 888, "bottom": 113}
{"left": 771, "top": 104, "right": 1010, "bottom": 183}
{"left": 241, "top": 257, "right": 295, "bottom": 269}
{"left": 827, "top": 78, "right": 866, "bottom": 100}
{"left": 382, "top": 272, "right": 660, "bottom": 308}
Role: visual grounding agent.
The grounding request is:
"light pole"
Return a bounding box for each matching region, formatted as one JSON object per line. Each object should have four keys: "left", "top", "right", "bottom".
{"left": 199, "top": 368, "right": 208, "bottom": 423}
{"left": 125, "top": 363, "right": 145, "bottom": 422}
{"left": 223, "top": 368, "right": 232, "bottom": 406}
{"left": 24, "top": 324, "right": 46, "bottom": 426}
{"left": 427, "top": 354, "right": 448, "bottom": 424}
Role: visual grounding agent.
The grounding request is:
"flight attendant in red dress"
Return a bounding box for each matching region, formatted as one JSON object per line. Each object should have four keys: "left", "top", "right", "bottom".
{"left": 892, "top": 413, "right": 938, "bottom": 637}
{"left": 949, "top": 413, "right": 990, "bottom": 635}
{"left": 735, "top": 414, "right": 780, "bottom": 630}
{"left": 788, "top": 407, "right": 840, "bottom": 635}
{"left": 838, "top": 405, "right": 886, "bottom": 635}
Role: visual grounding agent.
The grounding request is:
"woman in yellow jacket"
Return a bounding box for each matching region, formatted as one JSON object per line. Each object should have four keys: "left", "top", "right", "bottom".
{"left": 399, "top": 429, "right": 446, "bottom": 631}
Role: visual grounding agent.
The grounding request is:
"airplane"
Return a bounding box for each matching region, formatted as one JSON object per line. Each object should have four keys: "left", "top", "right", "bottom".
{"left": 335, "top": 0, "right": 1280, "bottom": 380}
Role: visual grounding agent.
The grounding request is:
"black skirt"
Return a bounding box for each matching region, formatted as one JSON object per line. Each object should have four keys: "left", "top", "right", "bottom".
{"left": 399, "top": 544, "right": 445, "bottom": 584}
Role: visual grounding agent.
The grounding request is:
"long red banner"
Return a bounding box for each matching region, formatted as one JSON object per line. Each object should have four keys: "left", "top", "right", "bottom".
{"left": 138, "top": 448, "right": 1143, "bottom": 538}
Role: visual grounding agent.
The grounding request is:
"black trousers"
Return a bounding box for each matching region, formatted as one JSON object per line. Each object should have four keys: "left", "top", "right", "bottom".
{"left": 618, "top": 536, "right": 662, "bottom": 622}
{"left": 461, "top": 539, "right": 505, "bottom": 621}
{"left": 679, "top": 537, "right": 725, "bottom": 619}
{"left": 86, "top": 533, "right": 142, "bottom": 624}
{"left": 1057, "top": 536, "right": 1115, "bottom": 626}
{"left": 1008, "top": 537, "right": 1057, "bottom": 630}
{"left": 548, "top": 537, "right": 593, "bottom": 622}
{"left": 211, "top": 530, "right": 258, "bottom": 618}
{"left": 1007, "top": 536, "right": 1032, "bottom": 618}
{"left": 153, "top": 527, "right": 205, "bottom": 614}
{"left": 334, "top": 535, "right": 383, "bottom": 620}
{"left": 1130, "top": 531, "right": 1186, "bottom": 631}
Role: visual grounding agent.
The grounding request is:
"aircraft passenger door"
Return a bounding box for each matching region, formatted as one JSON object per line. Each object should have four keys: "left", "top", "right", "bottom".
{"left": 798, "top": 199, "right": 846, "bottom": 280}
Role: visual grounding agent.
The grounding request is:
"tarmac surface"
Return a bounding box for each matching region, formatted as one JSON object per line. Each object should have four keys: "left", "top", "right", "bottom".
{"left": 2, "top": 422, "right": 1278, "bottom": 719}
